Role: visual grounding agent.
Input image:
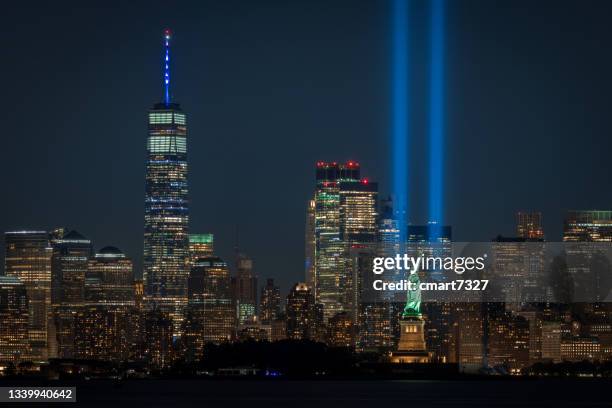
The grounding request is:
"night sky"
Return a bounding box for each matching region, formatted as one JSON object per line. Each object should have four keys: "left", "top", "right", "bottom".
{"left": 2, "top": 0, "right": 612, "bottom": 293}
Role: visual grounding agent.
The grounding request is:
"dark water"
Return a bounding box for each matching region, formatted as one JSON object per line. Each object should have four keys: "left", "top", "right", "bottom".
{"left": 17, "top": 379, "right": 609, "bottom": 408}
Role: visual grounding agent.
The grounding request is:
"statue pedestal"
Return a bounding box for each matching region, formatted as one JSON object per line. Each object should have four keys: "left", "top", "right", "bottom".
{"left": 390, "top": 317, "right": 431, "bottom": 363}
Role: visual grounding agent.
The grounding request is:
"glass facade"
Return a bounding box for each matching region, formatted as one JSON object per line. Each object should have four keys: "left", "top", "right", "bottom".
{"left": 312, "top": 161, "right": 378, "bottom": 322}
{"left": 4, "top": 231, "right": 52, "bottom": 360}
{"left": 143, "top": 104, "right": 189, "bottom": 332}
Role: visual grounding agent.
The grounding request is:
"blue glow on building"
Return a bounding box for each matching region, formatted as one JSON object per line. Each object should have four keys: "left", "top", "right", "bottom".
{"left": 391, "top": 0, "right": 409, "bottom": 248}
{"left": 163, "top": 29, "right": 171, "bottom": 106}
{"left": 428, "top": 0, "right": 445, "bottom": 241}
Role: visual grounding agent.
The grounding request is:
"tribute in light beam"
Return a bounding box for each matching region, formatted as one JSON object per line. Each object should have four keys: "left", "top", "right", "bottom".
{"left": 428, "top": 0, "right": 445, "bottom": 241}
{"left": 392, "top": 0, "right": 409, "bottom": 249}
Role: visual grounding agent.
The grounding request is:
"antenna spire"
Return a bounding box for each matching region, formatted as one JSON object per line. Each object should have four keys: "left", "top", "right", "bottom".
{"left": 163, "top": 29, "right": 172, "bottom": 106}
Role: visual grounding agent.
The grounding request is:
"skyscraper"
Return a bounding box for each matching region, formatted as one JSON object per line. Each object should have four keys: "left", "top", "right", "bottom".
{"left": 305, "top": 199, "right": 316, "bottom": 288}
{"left": 231, "top": 253, "right": 258, "bottom": 325}
{"left": 563, "top": 210, "right": 612, "bottom": 242}
{"left": 0, "top": 276, "right": 30, "bottom": 363}
{"left": 4, "top": 231, "right": 52, "bottom": 360}
{"left": 286, "top": 282, "right": 315, "bottom": 340}
{"left": 311, "top": 161, "right": 378, "bottom": 322}
{"left": 185, "top": 257, "right": 234, "bottom": 346}
{"left": 259, "top": 278, "right": 281, "bottom": 325}
{"left": 50, "top": 230, "right": 92, "bottom": 358}
{"left": 188, "top": 234, "right": 214, "bottom": 262}
{"left": 143, "top": 29, "right": 190, "bottom": 332}
{"left": 51, "top": 230, "right": 92, "bottom": 307}
{"left": 85, "top": 247, "right": 135, "bottom": 306}
{"left": 516, "top": 211, "right": 544, "bottom": 240}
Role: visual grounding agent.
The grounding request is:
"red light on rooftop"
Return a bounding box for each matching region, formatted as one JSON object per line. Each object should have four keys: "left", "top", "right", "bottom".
{"left": 362, "top": 178, "right": 369, "bottom": 184}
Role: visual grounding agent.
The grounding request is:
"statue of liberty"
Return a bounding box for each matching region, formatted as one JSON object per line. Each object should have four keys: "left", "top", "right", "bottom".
{"left": 402, "top": 271, "right": 421, "bottom": 318}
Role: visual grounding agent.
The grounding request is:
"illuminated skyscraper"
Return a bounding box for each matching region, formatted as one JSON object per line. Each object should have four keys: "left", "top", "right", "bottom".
{"left": 517, "top": 211, "right": 544, "bottom": 240}
{"left": 305, "top": 199, "right": 316, "bottom": 288}
{"left": 143, "top": 29, "right": 190, "bottom": 332}
{"left": 259, "top": 278, "right": 281, "bottom": 324}
{"left": 231, "top": 253, "right": 258, "bottom": 325}
{"left": 0, "top": 276, "right": 30, "bottom": 363}
{"left": 185, "top": 257, "right": 234, "bottom": 346}
{"left": 188, "top": 234, "right": 214, "bottom": 262}
{"left": 51, "top": 230, "right": 92, "bottom": 307}
{"left": 85, "top": 247, "right": 135, "bottom": 306}
{"left": 4, "top": 231, "right": 52, "bottom": 360}
{"left": 311, "top": 161, "right": 377, "bottom": 322}
{"left": 50, "top": 230, "right": 92, "bottom": 358}
{"left": 286, "top": 282, "right": 315, "bottom": 340}
{"left": 563, "top": 210, "right": 612, "bottom": 242}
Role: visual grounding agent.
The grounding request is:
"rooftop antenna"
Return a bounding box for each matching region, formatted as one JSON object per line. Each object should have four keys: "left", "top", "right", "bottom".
{"left": 163, "top": 29, "right": 172, "bottom": 106}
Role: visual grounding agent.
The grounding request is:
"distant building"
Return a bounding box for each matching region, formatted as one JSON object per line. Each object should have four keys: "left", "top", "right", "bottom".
{"left": 50, "top": 230, "right": 92, "bottom": 359}
{"left": 184, "top": 257, "right": 234, "bottom": 350}
{"left": 74, "top": 305, "right": 139, "bottom": 362}
{"left": 143, "top": 30, "right": 190, "bottom": 333}
{"left": 328, "top": 312, "right": 354, "bottom": 348}
{"left": 259, "top": 278, "right": 281, "bottom": 325}
{"left": 4, "top": 231, "right": 53, "bottom": 360}
{"left": 0, "top": 276, "right": 30, "bottom": 363}
{"left": 487, "top": 310, "right": 530, "bottom": 373}
{"left": 541, "top": 321, "right": 562, "bottom": 362}
{"left": 516, "top": 211, "right": 544, "bottom": 240}
{"left": 143, "top": 310, "right": 174, "bottom": 368}
{"left": 85, "top": 247, "right": 135, "bottom": 306}
{"left": 286, "top": 283, "right": 315, "bottom": 340}
{"left": 311, "top": 161, "right": 378, "bottom": 322}
{"left": 563, "top": 210, "right": 612, "bottom": 242}
{"left": 74, "top": 246, "right": 138, "bottom": 362}
{"left": 561, "top": 336, "right": 601, "bottom": 362}
{"left": 562, "top": 211, "right": 612, "bottom": 301}
{"left": 188, "top": 234, "right": 214, "bottom": 262}
{"left": 491, "top": 236, "right": 546, "bottom": 305}
{"left": 237, "top": 323, "right": 271, "bottom": 342}
{"left": 134, "top": 280, "right": 144, "bottom": 311}
{"left": 231, "top": 254, "right": 258, "bottom": 325}
{"left": 305, "top": 199, "right": 316, "bottom": 288}
{"left": 51, "top": 230, "right": 92, "bottom": 307}
{"left": 271, "top": 316, "right": 287, "bottom": 342}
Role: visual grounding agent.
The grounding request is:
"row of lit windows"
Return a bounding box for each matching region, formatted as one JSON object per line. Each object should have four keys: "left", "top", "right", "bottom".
{"left": 147, "top": 136, "right": 187, "bottom": 153}
{"left": 148, "top": 112, "right": 187, "bottom": 125}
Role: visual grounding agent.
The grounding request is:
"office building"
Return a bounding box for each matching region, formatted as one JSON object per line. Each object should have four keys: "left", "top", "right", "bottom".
{"left": 143, "top": 29, "right": 190, "bottom": 332}
{"left": 259, "top": 278, "right": 281, "bottom": 325}
{"left": 516, "top": 211, "right": 544, "bottom": 239}
{"left": 188, "top": 234, "right": 214, "bottom": 262}
{"left": 286, "top": 282, "right": 315, "bottom": 340}
{"left": 0, "top": 276, "right": 30, "bottom": 363}
{"left": 85, "top": 246, "right": 135, "bottom": 306}
{"left": 231, "top": 254, "right": 258, "bottom": 325}
{"left": 184, "top": 257, "right": 234, "bottom": 350}
{"left": 4, "top": 231, "right": 52, "bottom": 360}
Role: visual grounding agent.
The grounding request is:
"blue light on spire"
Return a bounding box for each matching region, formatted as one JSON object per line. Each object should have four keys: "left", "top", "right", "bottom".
{"left": 391, "top": 0, "right": 409, "bottom": 249}
{"left": 163, "top": 29, "right": 172, "bottom": 106}
{"left": 428, "top": 0, "right": 445, "bottom": 241}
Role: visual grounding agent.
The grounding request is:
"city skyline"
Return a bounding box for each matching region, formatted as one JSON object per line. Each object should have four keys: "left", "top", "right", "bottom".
{"left": 3, "top": 0, "right": 612, "bottom": 294}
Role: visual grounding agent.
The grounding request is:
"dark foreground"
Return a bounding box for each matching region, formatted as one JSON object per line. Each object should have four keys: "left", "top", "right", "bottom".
{"left": 1, "top": 379, "right": 611, "bottom": 408}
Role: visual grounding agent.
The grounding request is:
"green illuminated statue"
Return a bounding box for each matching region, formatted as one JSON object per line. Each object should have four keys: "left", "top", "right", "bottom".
{"left": 402, "top": 272, "right": 421, "bottom": 318}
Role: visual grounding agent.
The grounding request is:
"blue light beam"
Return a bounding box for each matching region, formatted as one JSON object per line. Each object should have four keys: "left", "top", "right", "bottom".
{"left": 392, "top": 0, "right": 409, "bottom": 248}
{"left": 428, "top": 0, "right": 445, "bottom": 241}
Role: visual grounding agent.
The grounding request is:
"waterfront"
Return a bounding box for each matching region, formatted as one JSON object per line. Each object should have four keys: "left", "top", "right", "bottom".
{"left": 2, "top": 379, "right": 609, "bottom": 407}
